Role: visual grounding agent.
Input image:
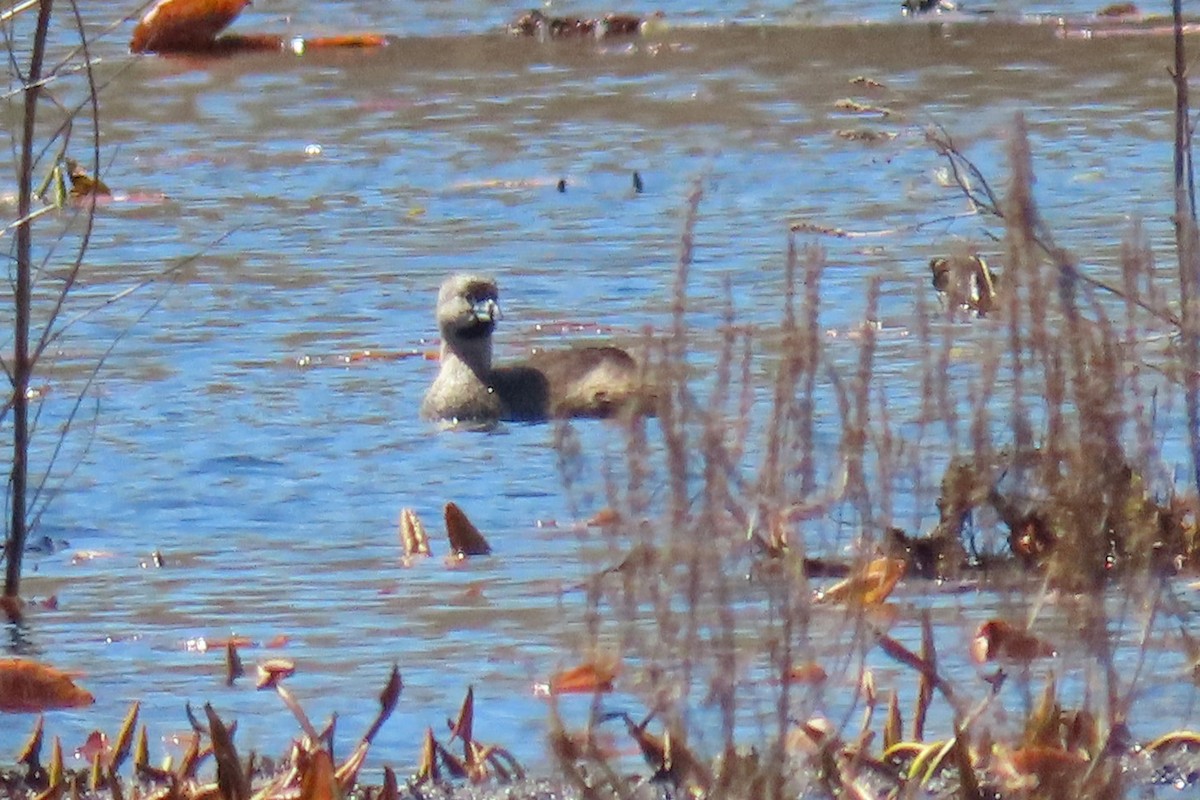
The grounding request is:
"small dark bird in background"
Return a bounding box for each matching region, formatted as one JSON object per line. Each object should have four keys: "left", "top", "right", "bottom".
{"left": 929, "top": 254, "right": 999, "bottom": 316}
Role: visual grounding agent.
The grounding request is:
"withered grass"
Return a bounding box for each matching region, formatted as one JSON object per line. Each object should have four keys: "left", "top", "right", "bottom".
{"left": 546, "top": 9, "right": 1200, "bottom": 800}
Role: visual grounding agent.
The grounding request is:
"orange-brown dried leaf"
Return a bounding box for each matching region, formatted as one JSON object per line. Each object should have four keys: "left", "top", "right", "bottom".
{"left": 784, "top": 662, "right": 827, "bottom": 685}
{"left": 48, "top": 735, "right": 63, "bottom": 789}
{"left": 884, "top": 691, "right": 902, "bottom": 751}
{"left": 971, "top": 620, "right": 1056, "bottom": 663}
{"left": 816, "top": 557, "right": 905, "bottom": 606}
{"left": 256, "top": 658, "right": 296, "bottom": 689}
{"left": 399, "top": 508, "right": 431, "bottom": 557}
{"left": 380, "top": 766, "right": 399, "bottom": 800}
{"left": 1008, "top": 744, "right": 1087, "bottom": 777}
{"left": 0, "top": 660, "right": 94, "bottom": 713}
{"left": 335, "top": 667, "right": 402, "bottom": 792}
{"left": 549, "top": 660, "right": 619, "bottom": 694}
{"left": 18, "top": 714, "right": 43, "bottom": 771}
{"left": 211, "top": 635, "right": 254, "bottom": 649}
{"left": 174, "top": 732, "right": 202, "bottom": 780}
{"left": 434, "top": 736, "right": 469, "bottom": 779}
{"left": 130, "top": 0, "right": 250, "bottom": 53}
{"left": 1024, "top": 674, "right": 1061, "bottom": 749}
{"left": 300, "top": 34, "right": 390, "bottom": 50}
{"left": 484, "top": 745, "right": 525, "bottom": 782}
{"left": 414, "top": 728, "right": 439, "bottom": 785}
{"left": 298, "top": 748, "right": 339, "bottom": 800}
{"left": 465, "top": 741, "right": 495, "bottom": 781}
{"left": 109, "top": 701, "right": 140, "bottom": 772}
{"left": 364, "top": 664, "right": 402, "bottom": 744}
{"left": 87, "top": 749, "right": 103, "bottom": 792}
{"left": 133, "top": 725, "right": 149, "bottom": 773}
{"left": 622, "top": 714, "right": 664, "bottom": 768}
{"left": 586, "top": 508, "right": 620, "bottom": 527}
{"left": 444, "top": 502, "right": 492, "bottom": 556}
{"left": 205, "top": 703, "right": 249, "bottom": 800}
{"left": 447, "top": 686, "right": 475, "bottom": 749}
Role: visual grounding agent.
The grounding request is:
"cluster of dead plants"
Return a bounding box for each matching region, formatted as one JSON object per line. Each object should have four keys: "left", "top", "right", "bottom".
{"left": 0, "top": 663, "right": 530, "bottom": 800}
{"left": 546, "top": 5, "right": 1200, "bottom": 799}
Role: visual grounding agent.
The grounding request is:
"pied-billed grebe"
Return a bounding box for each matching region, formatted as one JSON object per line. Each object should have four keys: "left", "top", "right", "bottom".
{"left": 421, "top": 274, "right": 648, "bottom": 424}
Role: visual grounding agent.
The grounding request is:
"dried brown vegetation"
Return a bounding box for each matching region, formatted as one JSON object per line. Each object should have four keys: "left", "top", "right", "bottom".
{"left": 0, "top": 667, "right": 535, "bottom": 800}
{"left": 545, "top": 7, "right": 1200, "bottom": 799}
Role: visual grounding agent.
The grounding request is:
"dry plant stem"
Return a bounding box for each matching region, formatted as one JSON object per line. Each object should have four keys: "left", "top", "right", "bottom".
{"left": 5, "top": 0, "right": 54, "bottom": 598}
{"left": 873, "top": 374, "right": 896, "bottom": 527}
{"left": 758, "top": 235, "right": 801, "bottom": 522}
{"left": 845, "top": 278, "right": 881, "bottom": 534}
{"left": 1172, "top": 0, "right": 1200, "bottom": 499}
{"left": 704, "top": 283, "right": 739, "bottom": 753}
{"left": 796, "top": 246, "right": 822, "bottom": 497}
{"left": 667, "top": 176, "right": 702, "bottom": 721}
{"left": 276, "top": 685, "right": 321, "bottom": 742}
{"left": 1120, "top": 228, "right": 1159, "bottom": 470}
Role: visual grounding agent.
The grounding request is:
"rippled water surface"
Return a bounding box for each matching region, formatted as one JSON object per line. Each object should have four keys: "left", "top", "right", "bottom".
{"left": 3, "top": 0, "right": 1200, "bottom": 777}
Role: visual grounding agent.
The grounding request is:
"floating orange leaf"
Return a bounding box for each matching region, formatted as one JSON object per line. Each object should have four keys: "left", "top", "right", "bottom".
{"left": 130, "top": 0, "right": 250, "bottom": 53}
{"left": 341, "top": 349, "right": 421, "bottom": 364}
{"left": 185, "top": 635, "right": 253, "bottom": 653}
{"left": 0, "top": 659, "right": 94, "bottom": 713}
{"left": 586, "top": 508, "right": 620, "bottom": 527}
{"left": 547, "top": 660, "right": 619, "bottom": 694}
{"left": 970, "top": 620, "right": 1056, "bottom": 663}
{"left": 444, "top": 502, "right": 491, "bottom": 557}
{"left": 816, "top": 557, "right": 905, "bottom": 606}
{"left": 255, "top": 658, "right": 296, "bottom": 689}
{"left": 784, "top": 661, "right": 827, "bottom": 685}
{"left": 74, "top": 731, "right": 109, "bottom": 763}
{"left": 295, "top": 34, "right": 391, "bottom": 51}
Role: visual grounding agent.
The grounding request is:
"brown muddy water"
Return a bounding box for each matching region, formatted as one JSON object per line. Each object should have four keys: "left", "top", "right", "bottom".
{"left": 2, "top": 0, "right": 1199, "bottom": 783}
